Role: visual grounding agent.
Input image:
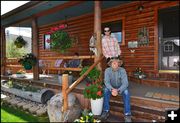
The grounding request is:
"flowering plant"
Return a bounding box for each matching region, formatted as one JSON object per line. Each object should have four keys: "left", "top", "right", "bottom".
{"left": 46, "top": 24, "right": 73, "bottom": 53}
{"left": 83, "top": 79, "right": 103, "bottom": 100}
{"left": 134, "top": 67, "right": 146, "bottom": 79}
{"left": 18, "top": 53, "right": 37, "bottom": 70}
{"left": 74, "top": 110, "right": 101, "bottom": 123}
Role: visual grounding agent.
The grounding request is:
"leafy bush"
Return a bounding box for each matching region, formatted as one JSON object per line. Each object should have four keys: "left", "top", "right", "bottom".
{"left": 80, "top": 66, "right": 100, "bottom": 81}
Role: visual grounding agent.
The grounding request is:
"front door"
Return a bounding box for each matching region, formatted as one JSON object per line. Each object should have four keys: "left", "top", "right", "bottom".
{"left": 158, "top": 6, "right": 179, "bottom": 70}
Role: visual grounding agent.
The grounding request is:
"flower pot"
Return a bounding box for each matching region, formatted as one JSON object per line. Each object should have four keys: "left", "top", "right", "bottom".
{"left": 90, "top": 97, "right": 103, "bottom": 115}
{"left": 24, "top": 64, "right": 32, "bottom": 70}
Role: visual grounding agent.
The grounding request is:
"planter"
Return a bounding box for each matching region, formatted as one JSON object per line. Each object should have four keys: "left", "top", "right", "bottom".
{"left": 1, "top": 85, "right": 55, "bottom": 104}
{"left": 58, "top": 74, "right": 73, "bottom": 85}
{"left": 24, "top": 63, "right": 32, "bottom": 70}
{"left": 16, "top": 74, "right": 25, "bottom": 78}
{"left": 90, "top": 97, "right": 103, "bottom": 115}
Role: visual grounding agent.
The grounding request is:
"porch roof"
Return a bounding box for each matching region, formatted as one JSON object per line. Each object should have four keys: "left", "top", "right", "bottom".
{"left": 1, "top": 1, "right": 131, "bottom": 27}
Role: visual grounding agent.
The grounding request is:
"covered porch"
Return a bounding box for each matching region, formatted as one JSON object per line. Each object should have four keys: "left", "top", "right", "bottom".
{"left": 1, "top": 1, "right": 179, "bottom": 122}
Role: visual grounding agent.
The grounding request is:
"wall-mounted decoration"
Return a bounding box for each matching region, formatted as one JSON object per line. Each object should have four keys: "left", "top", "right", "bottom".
{"left": 163, "top": 41, "right": 174, "bottom": 52}
{"left": 137, "top": 26, "right": 149, "bottom": 46}
{"left": 44, "top": 34, "right": 51, "bottom": 49}
{"left": 128, "top": 41, "right": 138, "bottom": 48}
{"left": 89, "top": 33, "right": 97, "bottom": 55}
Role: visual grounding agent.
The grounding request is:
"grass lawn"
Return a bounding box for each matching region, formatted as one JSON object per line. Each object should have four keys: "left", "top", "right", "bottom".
{"left": 1, "top": 102, "right": 49, "bottom": 122}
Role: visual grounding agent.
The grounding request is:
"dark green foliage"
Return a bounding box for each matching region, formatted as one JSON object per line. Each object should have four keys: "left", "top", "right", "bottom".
{"left": 18, "top": 53, "right": 37, "bottom": 70}
{"left": 14, "top": 36, "right": 27, "bottom": 48}
{"left": 50, "top": 30, "right": 73, "bottom": 53}
{"left": 80, "top": 66, "right": 100, "bottom": 81}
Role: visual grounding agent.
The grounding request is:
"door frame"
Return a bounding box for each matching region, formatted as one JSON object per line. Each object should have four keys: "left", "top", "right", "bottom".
{"left": 154, "top": 3, "right": 179, "bottom": 74}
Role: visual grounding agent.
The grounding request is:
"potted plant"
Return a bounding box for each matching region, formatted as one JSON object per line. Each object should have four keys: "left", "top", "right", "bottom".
{"left": 133, "top": 67, "right": 146, "bottom": 79}
{"left": 14, "top": 36, "right": 27, "bottom": 48}
{"left": 83, "top": 78, "right": 104, "bottom": 115}
{"left": 80, "top": 66, "right": 100, "bottom": 83}
{"left": 50, "top": 30, "right": 73, "bottom": 53}
{"left": 16, "top": 69, "right": 26, "bottom": 78}
{"left": 18, "top": 53, "right": 37, "bottom": 70}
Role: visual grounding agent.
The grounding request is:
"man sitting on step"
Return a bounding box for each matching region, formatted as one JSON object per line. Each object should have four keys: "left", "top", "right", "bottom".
{"left": 101, "top": 58, "right": 132, "bottom": 122}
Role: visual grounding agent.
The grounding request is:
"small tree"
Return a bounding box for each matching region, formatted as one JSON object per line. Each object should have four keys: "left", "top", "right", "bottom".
{"left": 6, "top": 41, "right": 27, "bottom": 58}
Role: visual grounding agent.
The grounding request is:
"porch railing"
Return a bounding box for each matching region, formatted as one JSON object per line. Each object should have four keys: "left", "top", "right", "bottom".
{"left": 61, "top": 55, "right": 104, "bottom": 113}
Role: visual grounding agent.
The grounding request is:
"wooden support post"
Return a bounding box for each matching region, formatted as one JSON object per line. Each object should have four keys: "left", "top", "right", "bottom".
{"left": 62, "top": 74, "right": 69, "bottom": 112}
{"left": 94, "top": 1, "right": 103, "bottom": 80}
{"left": 1, "top": 27, "right": 6, "bottom": 75}
{"left": 32, "top": 18, "right": 39, "bottom": 80}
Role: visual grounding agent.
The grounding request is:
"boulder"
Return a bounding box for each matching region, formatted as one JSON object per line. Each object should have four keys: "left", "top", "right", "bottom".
{"left": 47, "top": 92, "right": 82, "bottom": 122}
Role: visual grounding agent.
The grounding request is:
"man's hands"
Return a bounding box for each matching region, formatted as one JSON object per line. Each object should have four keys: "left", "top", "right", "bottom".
{"left": 111, "top": 88, "right": 118, "bottom": 96}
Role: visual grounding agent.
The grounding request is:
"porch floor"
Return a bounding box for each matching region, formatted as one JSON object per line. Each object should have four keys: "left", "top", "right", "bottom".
{"left": 1, "top": 73, "right": 179, "bottom": 103}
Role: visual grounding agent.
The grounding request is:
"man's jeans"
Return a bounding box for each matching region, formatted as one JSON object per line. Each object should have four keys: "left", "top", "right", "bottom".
{"left": 103, "top": 87, "right": 131, "bottom": 116}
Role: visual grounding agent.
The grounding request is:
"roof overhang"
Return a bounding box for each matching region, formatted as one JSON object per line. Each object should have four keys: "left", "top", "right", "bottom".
{"left": 1, "top": 1, "right": 131, "bottom": 27}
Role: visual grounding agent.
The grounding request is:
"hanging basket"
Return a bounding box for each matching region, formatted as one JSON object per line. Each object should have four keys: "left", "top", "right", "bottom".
{"left": 14, "top": 36, "right": 27, "bottom": 48}
{"left": 23, "top": 63, "right": 32, "bottom": 70}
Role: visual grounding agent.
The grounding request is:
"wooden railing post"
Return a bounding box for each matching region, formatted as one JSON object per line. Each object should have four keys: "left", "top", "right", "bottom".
{"left": 66, "top": 56, "right": 104, "bottom": 94}
{"left": 62, "top": 74, "right": 69, "bottom": 112}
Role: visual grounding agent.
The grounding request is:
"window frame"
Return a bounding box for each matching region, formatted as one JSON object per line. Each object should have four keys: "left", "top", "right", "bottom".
{"left": 102, "top": 16, "right": 125, "bottom": 46}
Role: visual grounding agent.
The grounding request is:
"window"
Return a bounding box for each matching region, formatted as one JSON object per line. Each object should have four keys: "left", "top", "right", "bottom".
{"left": 102, "top": 17, "right": 125, "bottom": 45}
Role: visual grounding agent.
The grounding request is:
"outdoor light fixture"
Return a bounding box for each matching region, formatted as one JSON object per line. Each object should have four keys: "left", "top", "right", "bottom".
{"left": 137, "top": 1, "right": 144, "bottom": 12}
{"left": 138, "top": 5, "right": 144, "bottom": 12}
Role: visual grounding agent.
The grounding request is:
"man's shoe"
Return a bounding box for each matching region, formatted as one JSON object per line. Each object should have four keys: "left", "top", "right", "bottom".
{"left": 100, "top": 111, "right": 110, "bottom": 120}
{"left": 124, "top": 115, "right": 132, "bottom": 122}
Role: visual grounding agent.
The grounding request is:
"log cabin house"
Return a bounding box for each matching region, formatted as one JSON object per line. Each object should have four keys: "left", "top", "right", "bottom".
{"left": 1, "top": 1, "right": 179, "bottom": 122}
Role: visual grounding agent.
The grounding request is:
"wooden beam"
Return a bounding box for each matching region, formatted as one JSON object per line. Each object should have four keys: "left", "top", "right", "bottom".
{"left": 62, "top": 74, "right": 69, "bottom": 112}
{"left": 66, "top": 56, "right": 104, "bottom": 94}
{"left": 94, "top": 1, "right": 103, "bottom": 80}
{"left": 46, "top": 67, "right": 82, "bottom": 72}
{"left": 39, "top": 55, "right": 95, "bottom": 60}
{"left": 32, "top": 18, "right": 39, "bottom": 80}
{"left": 1, "top": 27, "right": 6, "bottom": 75}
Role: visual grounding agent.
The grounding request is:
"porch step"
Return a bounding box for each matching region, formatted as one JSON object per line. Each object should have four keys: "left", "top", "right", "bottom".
{"left": 109, "top": 95, "right": 179, "bottom": 122}
{"left": 129, "top": 76, "right": 179, "bottom": 88}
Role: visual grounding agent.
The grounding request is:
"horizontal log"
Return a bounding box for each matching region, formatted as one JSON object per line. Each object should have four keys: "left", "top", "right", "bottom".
{"left": 39, "top": 55, "right": 95, "bottom": 60}
{"left": 45, "top": 67, "right": 82, "bottom": 71}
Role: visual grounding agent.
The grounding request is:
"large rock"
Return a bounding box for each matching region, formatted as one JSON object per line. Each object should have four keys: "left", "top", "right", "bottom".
{"left": 47, "top": 92, "right": 82, "bottom": 122}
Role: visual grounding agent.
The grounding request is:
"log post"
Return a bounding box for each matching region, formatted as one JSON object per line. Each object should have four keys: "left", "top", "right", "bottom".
{"left": 32, "top": 18, "right": 39, "bottom": 80}
{"left": 1, "top": 27, "right": 6, "bottom": 75}
{"left": 94, "top": 1, "right": 103, "bottom": 80}
{"left": 62, "top": 74, "right": 69, "bottom": 112}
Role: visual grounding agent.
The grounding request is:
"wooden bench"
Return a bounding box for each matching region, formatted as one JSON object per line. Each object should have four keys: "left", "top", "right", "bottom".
{"left": 39, "top": 55, "right": 95, "bottom": 74}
